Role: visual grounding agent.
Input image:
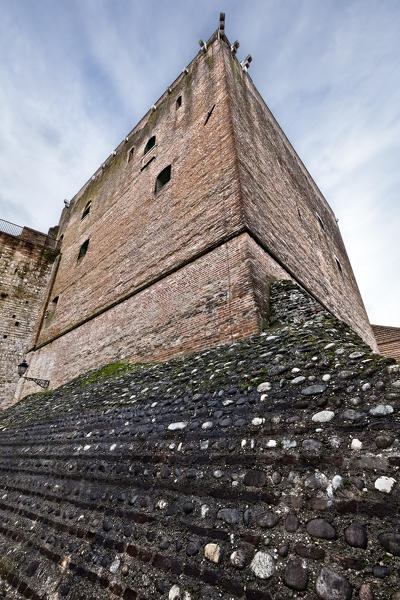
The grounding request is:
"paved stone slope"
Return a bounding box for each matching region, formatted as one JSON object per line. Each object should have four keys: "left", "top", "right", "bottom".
{"left": 0, "top": 281, "right": 399, "bottom": 600}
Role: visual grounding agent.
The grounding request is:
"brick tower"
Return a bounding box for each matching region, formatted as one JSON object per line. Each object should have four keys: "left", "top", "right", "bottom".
{"left": 15, "top": 16, "right": 377, "bottom": 400}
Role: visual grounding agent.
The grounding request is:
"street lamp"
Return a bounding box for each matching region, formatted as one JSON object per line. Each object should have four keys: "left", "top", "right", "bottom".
{"left": 17, "top": 360, "right": 50, "bottom": 389}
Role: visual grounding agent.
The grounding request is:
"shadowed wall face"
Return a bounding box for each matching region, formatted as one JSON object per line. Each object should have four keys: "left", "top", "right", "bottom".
{"left": 221, "top": 43, "right": 376, "bottom": 350}
{"left": 0, "top": 230, "right": 56, "bottom": 408}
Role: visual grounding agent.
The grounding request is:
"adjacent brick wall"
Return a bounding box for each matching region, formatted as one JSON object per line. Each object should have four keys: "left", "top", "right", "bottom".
{"left": 0, "top": 231, "right": 57, "bottom": 408}
{"left": 372, "top": 324, "right": 400, "bottom": 361}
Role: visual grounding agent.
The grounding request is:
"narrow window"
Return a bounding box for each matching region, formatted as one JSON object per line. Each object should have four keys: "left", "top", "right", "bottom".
{"left": 316, "top": 212, "right": 325, "bottom": 230}
{"left": 127, "top": 146, "right": 135, "bottom": 162}
{"left": 46, "top": 296, "right": 58, "bottom": 320}
{"left": 144, "top": 136, "right": 156, "bottom": 155}
{"left": 176, "top": 96, "right": 182, "bottom": 109}
{"left": 334, "top": 255, "right": 343, "bottom": 274}
{"left": 155, "top": 165, "right": 171, "bottom": 193}
{"left": 81, "top": 201, "right": 91, "bottom": 221}
{"left": 78, "top": 239, "right": 90, "bottom": 261}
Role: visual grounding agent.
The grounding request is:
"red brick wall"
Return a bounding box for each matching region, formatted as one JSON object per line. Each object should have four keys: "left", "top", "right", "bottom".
{"left": 0, "top": 231, "right": 56, "bottom": 408}
{"left": 18, "top": 234, "right": 287, "bottom": 396}
{"left": 37, "top": 36, "right": 243, "bottom": 347}
{"left": 222, "top": 43, "right": 376, "bottom": 350}
{"left": 372, "top": 325, "right": 400, "bottom": 361}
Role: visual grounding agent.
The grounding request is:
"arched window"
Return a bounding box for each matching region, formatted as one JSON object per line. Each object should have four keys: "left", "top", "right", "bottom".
{"left": 176, "top": 96, "right": 182, "bottom": 109}
{"left": 78, "top": 239, "right": 90, "bottom": 261}
{"left": 144, "top": 136, "right": 156, "bottom": 155}
{"left": 81, "top": 201, "right": 91, "bottom": 220}
{"left": 155, "top": 166, "right": 171, "bottom": 193}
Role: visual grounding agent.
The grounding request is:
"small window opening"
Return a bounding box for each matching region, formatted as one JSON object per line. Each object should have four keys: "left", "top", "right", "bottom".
{"left": 12, "top": 314, "right": 15, "bottom": 319}
{"left": 144, "top": 136, "right": 156, "bottom": 155}
{"left": 15, "top": 321, "right": 20, "bottom": 327}
{"left": 316, "top": 213, "right": 325, "bottom": 230}
{"left": 46, "top": 296, "right": 58, "bottom": 320}
{"left": 3, "top": 335, "right": 7, "bottom": 339}
{"left": 1, "top": 292, "right": 7, "bottom": 299}
{"left": 176, "top": 96, "right": 182, "bottom": 109}
{"left": 155, "top": 165, "right": 171, "bottom": 193}
{"left": 128, "top": 146, "right": 135, "bottom": 162}
{"left": 81, "top": 201, "right": 91, "bottom": 221}
{"left": 78, "top": 239, "right": 90, "bottom": 261}
{"left": 334, "top": 255, "right": 343, "bottom": 274}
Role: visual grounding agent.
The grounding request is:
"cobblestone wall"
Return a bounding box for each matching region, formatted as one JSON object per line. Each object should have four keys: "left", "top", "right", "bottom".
{"left": 0, "top": 230, "right": 57, "bottom": 408}
{"left": 0, "top": 281, "right": 398, "bottom": 599}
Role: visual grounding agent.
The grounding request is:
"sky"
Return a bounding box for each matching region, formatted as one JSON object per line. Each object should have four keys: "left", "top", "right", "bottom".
{"left": 0, "top": 0, "right": 399, "bottom": 326}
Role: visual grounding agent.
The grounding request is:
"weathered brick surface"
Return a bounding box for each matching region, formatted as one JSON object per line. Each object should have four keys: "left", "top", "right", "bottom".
{"left": 0, "top": 230, "right": 56, "bottom": 408}
{"left": 17, "top": 234, "right": 290, "bottom": 396}
{"left": 37, "top": 37, "right": 242, "bottom": 346}
{"left": 372, "top": 324, "right": 400, "bottom": 361}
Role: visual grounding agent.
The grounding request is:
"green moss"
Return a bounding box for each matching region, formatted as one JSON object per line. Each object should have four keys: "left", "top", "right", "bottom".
{"left": 0, "top": 556, "right": 16, "bottom": 577}
{"left": 148, "top": 108, "right": 158, "bottom": 131}
{"left": 80, "top": 362, "right": 137, "bottom": 386}
{"left": 206, "top": 54, "right": 213, "bottom": 69}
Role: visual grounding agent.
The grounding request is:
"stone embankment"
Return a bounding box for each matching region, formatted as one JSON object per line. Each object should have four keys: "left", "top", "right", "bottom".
{"left": 0, "top": 281, "right": 398, "bottom": 599}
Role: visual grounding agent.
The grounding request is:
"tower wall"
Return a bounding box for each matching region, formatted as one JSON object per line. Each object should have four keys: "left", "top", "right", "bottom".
{"left": 222, "top": 44, "right": 377, "bottom": 350}
{"left": 15, "top": 32, "right": 377, "bottom": 401}
{"left": 0, "top": 228, "right": 57, "bottom": 408}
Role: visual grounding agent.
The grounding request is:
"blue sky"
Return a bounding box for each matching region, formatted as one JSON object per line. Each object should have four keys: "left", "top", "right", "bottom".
{"left": 0, "top": 0, "right": 399, "bottom": 326}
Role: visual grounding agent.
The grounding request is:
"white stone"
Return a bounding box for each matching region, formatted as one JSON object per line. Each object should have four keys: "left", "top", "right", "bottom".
{"left": 260, "top": 394, "right": 268, "bottom": 401}
{"left": 332, "top": 475, "right": 343, "bottom": 490}
{"left": 290, "top": 376, "right": 306, "bottom": 385}
{"left": 324, "top": 343, "right": 335, "bottom": 349}
{"left": 157, "top": 499, "right": 167, "bottom": 509}
{"left": 83, "top": 445, "right": 91, "bottom": 451}
{"left": 267, "top": 440, "right": 277, "bottom": 447}
{"left": 169, "top": 585, "right": 181, "bottom": 600}
{"left": 322, "top": 374, "right": 331, "bottom": 381}
{"left": 204, "top": 543, "right": 221, "bottom": 563}
{"left": 362, "top": 382, "right": 371, "bottom": 391}
{"left": 266, "top": 335, "right": 278, "bottom": 341}
{"left": 282, "top": 439, "right": 296, "bottom": 449}
{"left": 291, "top": 367, "right": 300, "bottom": 373}
{"left": 369, "top": 404, "right": 394, "bottom": 416}
{"left": 200, "top": 440, "right": 209, "bottom": 450}
{"left": 168, "top": 422, "right": 187, "bottom": 431}
{"left": 391, "top": 380, "right": 400, "bottom": 388}
{"left": 201, "top": 504, "right": 209, "bottom": 518}
{"left": 375, "top": 476, "right": 396, "bottom": 493}
{"left": 241, "top": 439, "right": 247, "bottom": 448}
{"left": 109, "top": 443, "right": 116, "bottom": 451}
{"left": 109, "top": 558, "right": 120, "bottom": 573}
{"left": 252, "top": 417, "right": 265, "bottom": 426}
{"left": 312, "top": 410, "right": 334, "bottom": 423}
{"left": 387, "top": 365, "right": 400, "bottom": 374}
{"left": 351, "top": 438, "right": 362, "bottom": 450}
{"left": 250, "top": 551, "right": 275, "bottom": 579}
{"left": 202, "top": 421, "right": 213, "bottom": 430}
{"left": 257, "top": 382, "right": 272, "bottom": 392}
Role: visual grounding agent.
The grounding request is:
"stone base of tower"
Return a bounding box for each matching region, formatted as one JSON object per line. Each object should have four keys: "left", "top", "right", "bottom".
{"left": 15, "top": 233, "right": 291, "bottom": 401}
